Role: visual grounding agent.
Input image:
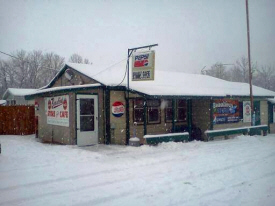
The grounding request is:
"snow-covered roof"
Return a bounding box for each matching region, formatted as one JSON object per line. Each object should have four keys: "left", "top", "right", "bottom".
{"left": 29, "top": 62, "right": 275, "bottom": 98}
{"left": 0, "top": 100, "right": 7, "bottom": 105}
{"left": 27, "top": 84, "right": 101, "bottom": 96}
{"left": 2, "top": 88, "right": 37, "bottom": 99}
{"left": 268, "top": 98, "right": 275, "bottom": 104}
{"left": 63, "top": 62, "right": 275, "bottom": 98}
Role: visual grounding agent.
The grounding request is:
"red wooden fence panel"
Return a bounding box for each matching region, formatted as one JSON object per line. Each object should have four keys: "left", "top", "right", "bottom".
{"left": 0, "top": 106, "right": 35, "bottom": 135}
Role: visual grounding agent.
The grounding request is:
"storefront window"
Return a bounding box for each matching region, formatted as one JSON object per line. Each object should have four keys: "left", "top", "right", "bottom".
{"left": 165, "top": 100, "right": 173, "bottom": 122}
{"left": 165, "top": 99, "right": 187, "bottom": 122}
{"left": 134, "top": 99, "right": 144, "bottom": 123}
{"left": 147, "top": 100, "right": 161, "bottom": 124}
{"left": 133, "top": 99, "right": 161, "bottom": 124}
{"left": 177, "top": 100, "right": 187, "bottom": 122}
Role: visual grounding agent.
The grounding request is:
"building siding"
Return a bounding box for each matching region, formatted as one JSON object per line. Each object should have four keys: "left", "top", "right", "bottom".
{"left": 192, "top": 99, "right": 211, "bottom": 141}
{"left": 110, "top": 90, "right": 126, "bottom": 145}
{"left": 260, "top": 100, "right": 268, "bottom": 125}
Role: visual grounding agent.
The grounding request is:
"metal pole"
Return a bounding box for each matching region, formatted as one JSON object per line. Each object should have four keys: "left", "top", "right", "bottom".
{"left": 126, "top": 49, "right": 130, "bottom": 145}
{"left": 125, "top": 44, "right": 158, "bottom": 144}
{"left": 246, "top": 0, "right": 254, "bottom": 125}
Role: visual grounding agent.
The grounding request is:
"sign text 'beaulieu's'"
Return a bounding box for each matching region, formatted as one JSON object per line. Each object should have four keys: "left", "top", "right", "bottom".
{"left": 45, "top": 95, "right": 69, "bottom": 127}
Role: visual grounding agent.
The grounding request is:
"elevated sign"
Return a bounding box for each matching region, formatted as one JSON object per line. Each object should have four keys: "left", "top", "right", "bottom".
{"left": 132, "top": 50, "right": 155, "bottom": 81}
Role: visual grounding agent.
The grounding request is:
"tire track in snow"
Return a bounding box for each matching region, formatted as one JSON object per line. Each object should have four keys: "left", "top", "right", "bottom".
{"left": 0, "top": 156, "right": 187, "bottom": 192}
{"left": 2, "top": 151, "right": 274, "bottom": 206}
{"left": 168, "top": 170, "right": 275, "bottom": 206}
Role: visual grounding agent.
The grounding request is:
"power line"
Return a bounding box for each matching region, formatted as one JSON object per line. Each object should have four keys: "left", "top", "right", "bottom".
{"left": 0, "top": 51, "right": 21, "bottom": 60}
{"left": 91, "top": 58, "right": 127, "bottom": 78}
{"left": 115, "top": 63, "right": 128, "bottom": 87}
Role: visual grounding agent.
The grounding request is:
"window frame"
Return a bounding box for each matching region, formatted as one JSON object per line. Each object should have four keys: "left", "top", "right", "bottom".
{"left": 133, "top": 98, "right": 161, "bottom": 125}
{"left": 147, "top": 99, "right": 161, "bottom": 124}
{"left": 165, "top": 99, "right": 187, "bottom": 123}
{"left": 133, "top": 98, "right": 144, "bottom": 124}
{"left": 165, "top": 100, "right": 173, "bottom": 123}
{"left": 177, "top": 99, "right": 187, "bottom": 122}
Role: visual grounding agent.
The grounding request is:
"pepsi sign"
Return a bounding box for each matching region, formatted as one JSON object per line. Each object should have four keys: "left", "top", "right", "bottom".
{"left": 112, "top": 101, "right": 125, "bottom": 117}
{"left": 132, "top": 50, "right": 155, "bottom": 81}
{"left": 134, "top": 54, "right": 149, "bottom": 67}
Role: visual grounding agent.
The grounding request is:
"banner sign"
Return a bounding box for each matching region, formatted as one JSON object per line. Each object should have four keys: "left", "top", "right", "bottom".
{"left": 273, "top": 105, "right": 275, "bottom": 123}
{"left": 243, "top": 101, "right": 251, "bottom": 123}
{"left": 112, "top": 101, "right": 125, "bottom": 117}
{"left": 45, "top": 95, "right": 69, "bottom": 127}
{"left": 213, "top": 99, "right": 240, "bottom": 124}
{"left": 132, "top": 50, "right": 155, "bottom": 81}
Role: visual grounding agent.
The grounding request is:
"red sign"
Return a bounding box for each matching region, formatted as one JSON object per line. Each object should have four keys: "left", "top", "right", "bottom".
{"left": 112, "top": 101, "right": 125, "bottom": 117}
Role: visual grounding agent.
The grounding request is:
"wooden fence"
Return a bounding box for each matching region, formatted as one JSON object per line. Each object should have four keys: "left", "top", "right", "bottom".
{"left": 0, "top": 106, "right": 35, "bottom": 135}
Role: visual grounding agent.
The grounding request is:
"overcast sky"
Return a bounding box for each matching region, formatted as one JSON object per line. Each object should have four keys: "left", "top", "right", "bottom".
{"left": 0, "top": 0, "right": 274, "bottom": 73}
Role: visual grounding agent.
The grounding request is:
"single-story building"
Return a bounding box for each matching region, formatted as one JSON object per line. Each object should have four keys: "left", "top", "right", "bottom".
{"left": 2, "top": 88, "right": 37, "bottom": 105}
{"left": 25, "top": 62, "right": 275, "bottom": 146}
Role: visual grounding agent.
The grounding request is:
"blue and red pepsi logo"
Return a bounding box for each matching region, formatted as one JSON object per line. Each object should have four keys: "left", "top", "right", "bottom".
{"left": 112, "top": 101, "right": 125, "bottom": 117}
{"left": 134, "top": 54, "right": 149, "bottom": 67}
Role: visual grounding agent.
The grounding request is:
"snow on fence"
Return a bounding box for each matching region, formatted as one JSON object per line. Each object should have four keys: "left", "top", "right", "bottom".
{"left": 0, "top": 105, "right": 35, "bottom": 135}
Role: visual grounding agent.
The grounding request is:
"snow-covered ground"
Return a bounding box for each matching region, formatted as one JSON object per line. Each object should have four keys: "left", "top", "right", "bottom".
{"left": 0, "top": 135, "right": 275, "bottom": 206}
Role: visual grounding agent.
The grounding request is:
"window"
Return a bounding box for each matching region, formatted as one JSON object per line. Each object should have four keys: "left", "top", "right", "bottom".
{"left": 133, "top": 99, "right": 161, "bottom": 124}
{"left": 239, "top": 101, "right": 243, "bottom": 120}
{"left": 147, "top": 100, "right": 161, "bottom": 124}
{"left": 165, "top": 100, "right": 173, "bottom": 122}
{"left": 134, "top": 99, "right": 144, "bottom": 123}
{"left": 177, "top": 100, "right": 187, "bottom": 122}
{"left": 165, "top": 99, "right": 187, "bottom": 123}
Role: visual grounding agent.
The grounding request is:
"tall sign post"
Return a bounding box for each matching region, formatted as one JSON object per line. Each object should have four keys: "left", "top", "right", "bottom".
{"left": 125, "top": 44, "right": 158, "bottom": 144}
{"left": 246, "top": 0, "right": 254, "bottom": 125}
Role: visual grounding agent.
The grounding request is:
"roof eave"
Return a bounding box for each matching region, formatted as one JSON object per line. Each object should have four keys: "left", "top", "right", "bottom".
{"left": 25, "top": 85, "right": 103, "bottom": 100}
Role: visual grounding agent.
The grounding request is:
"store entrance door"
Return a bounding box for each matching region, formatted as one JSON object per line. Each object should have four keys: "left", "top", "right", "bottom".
{"left": 76, "top": 95, "right": 98, "bottom": 146}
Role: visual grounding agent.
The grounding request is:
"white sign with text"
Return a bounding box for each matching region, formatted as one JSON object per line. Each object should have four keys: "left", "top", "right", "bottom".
{"left": 45, "top": 95, "right": 69, "bottom": 127}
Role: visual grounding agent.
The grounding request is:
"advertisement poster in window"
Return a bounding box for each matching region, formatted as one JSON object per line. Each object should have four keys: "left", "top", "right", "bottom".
{"left": 45, "top": 95, "right": 69, "bottom": 127}
{"left": 243, "top": 101, "right": 251, "bottom": 123}
{"left": 132, "top": 50, "right": 155, "bottom": 81}
{"left": 213, "top": 99, "right": 240, "bottom": 124}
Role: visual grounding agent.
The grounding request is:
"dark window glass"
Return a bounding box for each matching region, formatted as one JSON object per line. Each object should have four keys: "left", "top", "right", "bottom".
{"left": 148, "top": 108, "right": 159, "bottom": 122}
{"left": 239, "top": 101, "right": 243, "bottom": 120}
{"left": 80, "top": 99, "right": 94, "bottom": 115}
{"left": 177, "top": 100, "right": 187, "bottom": 122}
{"left": 165, "top": 100, "right": 173, "bottom": 122}
{"left": 147, "top": 100, "right": 160, "bottom": 107}
{"left": 147, "top": 100, "right": 161, "bottom": 124}
{"left": 134, "top": 99, "right": 144, "bottom": 123}
{"left": 80, "top": 116, "right": 94, "bottom": 131}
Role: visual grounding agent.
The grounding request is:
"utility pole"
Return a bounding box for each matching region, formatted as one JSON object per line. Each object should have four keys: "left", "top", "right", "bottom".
{"left": 246, "top": 0, "right": 254, "bottom": 125}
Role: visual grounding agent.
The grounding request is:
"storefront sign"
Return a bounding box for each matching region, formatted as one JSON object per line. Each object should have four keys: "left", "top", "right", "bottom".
{"left": 112, "top": 101, "right": 125, "bottom": 117}
{"left": 213, "top": 99, "right": 240, "bottom": 124}
{"left": 243, "top": 101, "right": 251, "bottom": 123}
{"left": 132, "top": 50, "right": 155, "bottom": 81}
{"left": 45, "top": 95, "right": 69, "bottom": 127}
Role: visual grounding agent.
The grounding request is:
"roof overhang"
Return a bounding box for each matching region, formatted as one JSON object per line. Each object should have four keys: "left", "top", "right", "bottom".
{"left": 25, "top": 84, "right": 102, "bottom": 100}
